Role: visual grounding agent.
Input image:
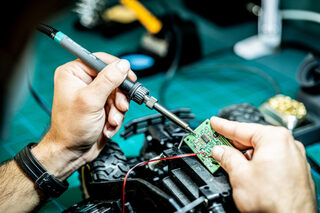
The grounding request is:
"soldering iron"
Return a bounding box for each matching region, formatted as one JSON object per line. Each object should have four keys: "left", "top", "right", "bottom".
{"left": 37, "top": 24, "right": 195, "bottom": 135}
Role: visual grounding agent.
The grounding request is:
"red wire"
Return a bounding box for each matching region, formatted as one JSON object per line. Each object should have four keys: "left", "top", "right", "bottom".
{"left": 122, "top": 152, "right": 205, "bottom": 213}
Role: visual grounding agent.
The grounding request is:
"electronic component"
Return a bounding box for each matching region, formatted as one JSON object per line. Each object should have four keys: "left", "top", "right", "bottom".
{"left": 184, "top": 119, "right": 233, "bottom": 174}
{"left": 201, "top": 134, "right": 210, "bottom": 143}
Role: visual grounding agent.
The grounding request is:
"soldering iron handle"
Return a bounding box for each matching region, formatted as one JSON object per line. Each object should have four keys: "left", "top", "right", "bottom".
{"left": 59, "top": 34, "right": 136, "bottom": 97}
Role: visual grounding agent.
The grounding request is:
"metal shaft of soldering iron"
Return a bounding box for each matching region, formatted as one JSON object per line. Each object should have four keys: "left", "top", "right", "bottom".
{"left": 37, "top": 24, "right": 195, "bottom": 135}
{"left": 153, "top": 103, "right": 195, "bottom": 134}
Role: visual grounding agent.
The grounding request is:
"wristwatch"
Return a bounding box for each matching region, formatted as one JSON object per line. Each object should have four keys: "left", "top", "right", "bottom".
{"left": 14, "top": 143, "right": 69, "bottom": 198}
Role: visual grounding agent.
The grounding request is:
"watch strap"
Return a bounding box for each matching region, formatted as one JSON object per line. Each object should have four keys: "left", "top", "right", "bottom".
{"left": 14, "top": 143, "right": 69, "bottom": 198}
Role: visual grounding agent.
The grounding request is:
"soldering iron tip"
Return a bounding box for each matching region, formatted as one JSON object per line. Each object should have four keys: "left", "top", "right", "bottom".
{"left": 187, "top": 127, "right": 196, "bottom": 135}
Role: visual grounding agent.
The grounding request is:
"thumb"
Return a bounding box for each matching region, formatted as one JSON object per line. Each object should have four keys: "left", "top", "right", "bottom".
{"left": 212, "top": 145, "right": 248, "bottom": 175}
{"left": 85, "top": 59, "right": 130, "bottom": 106}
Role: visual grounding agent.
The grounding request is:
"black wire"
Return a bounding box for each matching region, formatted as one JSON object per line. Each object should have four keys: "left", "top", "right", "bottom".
{"left": 158, "top": 64, "right": 280, "bottom": 108}
{"left": 307, "top": 154, "right": 320, "bottom": 175}
{"left": 181, "top": 64, "right": 280, "bottom": 94}
{"left": 282, "top": 40, "right": 320, "bottom": 58}
{"left": 27, "top": 78, "right": 51, "bottom": 116}
{"left": 157, "top": 0, "right": 183, "bottom": 107}
{"left": 158, "top": 20, "right": 182, "bottom": 107}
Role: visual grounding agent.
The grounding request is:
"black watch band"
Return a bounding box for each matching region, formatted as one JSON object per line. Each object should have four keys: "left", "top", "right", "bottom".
{"left": 14, "top": 143, "right": 69, "bottom": 198}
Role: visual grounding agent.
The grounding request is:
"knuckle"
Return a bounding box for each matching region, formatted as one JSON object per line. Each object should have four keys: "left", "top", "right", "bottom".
{"left": 296, "top": 140, "right": 306, "bottom": 152}
{"left": 73, "top": 91, "right": 89, "bottom": 107}
{"left": 277, "top": 126, "right": 291, "bottom": 136}
{"left": 219, "top": 148, "right": 231, "bottom": 168}
{"left": 120, "top": 59, "right": 130, "bottom": 69}
{"left": 100, "top": 70, "right": 122, "bottom": 87}
{"left": 275, "top": 126, "right": 292, "bottom": 141}
{"left": 54, "top": 62, "right": 76, "bottom": 82}
{"left": 54, "top": 65, "right": 65, "bottom": 81}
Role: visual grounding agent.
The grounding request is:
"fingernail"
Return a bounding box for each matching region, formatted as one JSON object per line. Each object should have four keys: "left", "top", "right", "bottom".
{"left": 114, "top": 113, "right": 123, "bottom": 126}
{"left": 211, "top": 116, "right": 220, "bottom": 122}
{"left": 122, "top": 99, "right": 129, "bottom": 111}
{"left": 212, "top": 146, "right": 224, "bottom": 162}
{"left": 105, "top": 130, "right": 116, "bottom": 138}
{"left": 117, "top": 59, "right": 130, "bottom": 74}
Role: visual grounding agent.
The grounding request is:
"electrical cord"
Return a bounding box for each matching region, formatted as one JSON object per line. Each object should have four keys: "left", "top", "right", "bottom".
{"left": 27, "top": 78, "right": 51, "bottom": 116}
{"left": 158, "top": 63, "right": 280, "bottom": 108}
{"left": 247, "top": 3, "right": 320, "bottom": 24}
{"left": 281, "top": 9, "right": 320, "bottom": 24}
{"left": 157, "top": 0, "right": 183, "bottom": 107}
{"left": 158, "top": 19, "right": 182, "bottom": 107}
{"left": 181, "top": 64, "right": 280, "bottom": 94}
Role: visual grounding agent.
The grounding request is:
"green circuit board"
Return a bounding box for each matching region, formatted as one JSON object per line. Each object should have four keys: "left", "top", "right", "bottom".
{"left": 184, "top": 119, "right": 233, "bottom": 174}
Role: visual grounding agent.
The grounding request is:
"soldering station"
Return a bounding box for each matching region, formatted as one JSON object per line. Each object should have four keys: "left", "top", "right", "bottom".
{"left": 1, "top": 0, "right": 320, "bottom": 212}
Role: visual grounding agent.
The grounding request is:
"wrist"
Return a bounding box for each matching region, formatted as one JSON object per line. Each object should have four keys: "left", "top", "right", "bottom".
{"left": 31, "top": 133, "right": 86, "bottom": 181}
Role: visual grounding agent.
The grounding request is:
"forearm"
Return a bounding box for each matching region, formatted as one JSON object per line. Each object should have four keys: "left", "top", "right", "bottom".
{"left": 0, "top": 160, "right": 44, "bottom": 212}
{"left": 0, "top": 134, "right": 86, "bottom": 213}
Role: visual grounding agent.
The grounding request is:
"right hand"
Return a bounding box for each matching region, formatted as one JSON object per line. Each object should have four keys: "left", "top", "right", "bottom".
{"left": 210, "top": 116, "right": 317, "bottom": 213}
{"left": 32, "top": 53, "right": 137, "bottom": 181}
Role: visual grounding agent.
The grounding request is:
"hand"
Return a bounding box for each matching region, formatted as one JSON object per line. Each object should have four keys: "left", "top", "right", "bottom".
{"left": 32, "top": 53, "right": 137, "bottom": 181}
{"left": 210, "top": 116, "right": 316, "bottom": 213}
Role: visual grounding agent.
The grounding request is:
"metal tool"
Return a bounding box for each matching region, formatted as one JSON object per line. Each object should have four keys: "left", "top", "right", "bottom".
{"left": 37, "top": 24, "right": 195, "bottom": 135}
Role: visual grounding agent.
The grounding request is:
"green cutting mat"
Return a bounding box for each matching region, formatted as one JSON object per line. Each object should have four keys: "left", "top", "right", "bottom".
{"left": 1, "top": 2, "right": 320, "bottom": 212}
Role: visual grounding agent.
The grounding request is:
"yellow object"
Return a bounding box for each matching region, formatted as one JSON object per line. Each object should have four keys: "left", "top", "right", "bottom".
{"left": 259, "top": 95, "right": 307, "bottom": 130}
{"left": 120, "top": 0, "right": 163, "bottom": 34}
{"left": 267, "top": 95, "right": 306, "bottom": 119}
{"left": 102, "top": 5, "right": 137, "bottom": 24}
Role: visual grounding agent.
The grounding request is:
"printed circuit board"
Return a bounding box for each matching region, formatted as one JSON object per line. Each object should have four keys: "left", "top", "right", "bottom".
{"left": 184, "top": 119, "right": 233, "bottom": 174}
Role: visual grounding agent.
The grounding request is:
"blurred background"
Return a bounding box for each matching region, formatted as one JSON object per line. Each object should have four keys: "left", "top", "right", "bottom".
{"left": 0, "top": 0, "right": 320, "bottom": 211}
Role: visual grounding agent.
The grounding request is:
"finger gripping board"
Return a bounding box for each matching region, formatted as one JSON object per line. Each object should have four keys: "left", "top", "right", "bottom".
{"left": 184, "top": 119, "right": 233, "bottom": 174}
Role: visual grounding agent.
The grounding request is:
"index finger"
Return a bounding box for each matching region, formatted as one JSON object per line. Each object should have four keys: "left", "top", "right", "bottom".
{"left": 210, "top": 116, "right": 264, "bottom": 148}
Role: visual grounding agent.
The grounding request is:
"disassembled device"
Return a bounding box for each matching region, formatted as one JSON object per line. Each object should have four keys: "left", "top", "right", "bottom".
{"left": 184, "top": 119, "right": 233, "bottom": 174}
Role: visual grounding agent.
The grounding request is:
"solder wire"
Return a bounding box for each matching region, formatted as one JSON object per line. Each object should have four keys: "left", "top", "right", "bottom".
{"left": 177, "top": 134, "right": 187, "bottom": 149}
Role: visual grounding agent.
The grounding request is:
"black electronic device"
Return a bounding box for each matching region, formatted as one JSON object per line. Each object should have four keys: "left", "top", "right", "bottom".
{"left": 295, "top": 54, "right": 320, "bottom": 145}
{"left": 218, "top": 103, "right": 268, "bottom": 125}
{"left": 64, "top": 109, "right": 238, "bottom": 213}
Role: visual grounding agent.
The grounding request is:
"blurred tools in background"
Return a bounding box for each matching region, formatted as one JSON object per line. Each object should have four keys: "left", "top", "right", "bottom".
{"left": 184, "top": 0, "right": 260, "bottom": 26}
{"left": 74, "top": 0, "right": 201, "bottom": 78}
{"left": 234, "top": 0, "right": 282, "bottom": 59}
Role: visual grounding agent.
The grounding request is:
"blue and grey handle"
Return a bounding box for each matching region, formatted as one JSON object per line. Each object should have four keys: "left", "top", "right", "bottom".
{"left": 54, "top": 32, "right": 149, "bottom": 105}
